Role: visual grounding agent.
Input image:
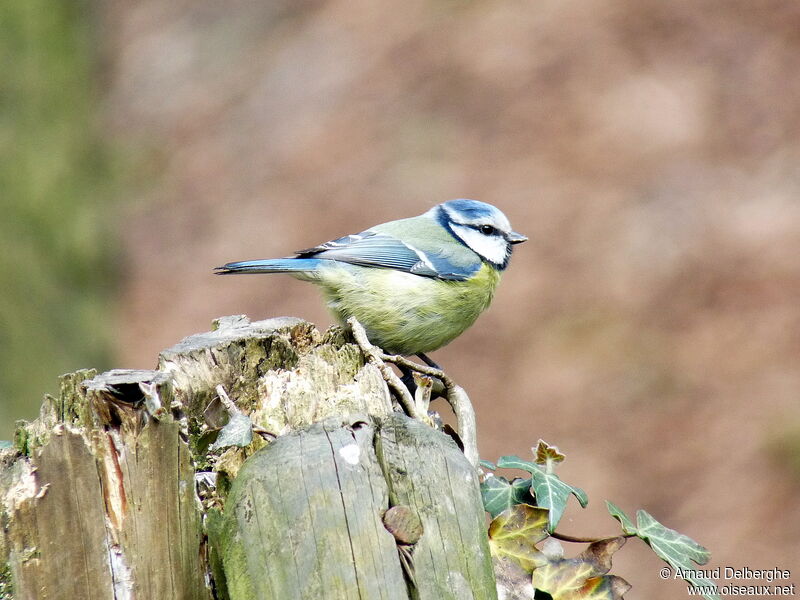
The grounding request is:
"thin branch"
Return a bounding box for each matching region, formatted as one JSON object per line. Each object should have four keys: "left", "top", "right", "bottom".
{"left": 215, "top": 384, "right": 240, "bottom": 415}
{"left": 412, "top": 372, "right": 433, "bottom": 416}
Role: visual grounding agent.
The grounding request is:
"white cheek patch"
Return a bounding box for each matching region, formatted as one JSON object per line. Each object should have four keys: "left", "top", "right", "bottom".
{"left": 451, "top": 225, "right": 508, "bottom": 265}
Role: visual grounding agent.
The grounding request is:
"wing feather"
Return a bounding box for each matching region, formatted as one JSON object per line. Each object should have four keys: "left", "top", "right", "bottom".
{"left": 295, "top": 230, "right": 476, "bottom": 280}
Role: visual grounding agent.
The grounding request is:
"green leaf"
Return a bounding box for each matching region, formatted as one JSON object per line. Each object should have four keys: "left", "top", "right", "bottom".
{"left": 635, "top": 510, "right": 718, "bottom": 599}
{"left": 510, "top": 478, "right": 534, "bottom": 504}
{"left": 482, "top": 476, "right": 514, "bottom": 518}
{"left": 480, "top": 459, "right": 497, "bottom": 470}
{"left": 607, "top": 504, "right": 719, "bottom": 600}
{"left": 496, "top": 454, "right": 587, "bottom": 531}
{"left": 605, "top": 501, "right": 636, "bottom": 535}
{"left": 530, "top": 470, "right": 588, "bottom": 531}
{"left": 497, "top": 454, "right": 540, "bottom": 472}
{"left": 635, "top": 510, "right": 710, "bottom": 565}
{"left": 488, "top": 504, "right": 550, "bottom": 572}
{"left": 209, "top": 413, "right": 253, "bottom": 451}
{"left": 481, "top": 475, "right": 533, "bottom": 517}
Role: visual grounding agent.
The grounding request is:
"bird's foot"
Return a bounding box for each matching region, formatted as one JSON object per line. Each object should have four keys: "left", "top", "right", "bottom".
{"left": 399, "top": 368, "right": 418, "bottom": 396}
{"left": 347, "top": 317, "right": 478, "bottom": 467}
{"left": 347, "top": 317, "right": 431, "bottom": 424}
{"left": 379, "top": 352, "right": 481, "bottom": 469}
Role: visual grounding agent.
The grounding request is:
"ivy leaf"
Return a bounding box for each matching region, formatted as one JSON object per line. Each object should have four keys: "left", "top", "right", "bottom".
{"left": 482, "top": 476, "right": 514, "bottom": 518}
{"left": 538, "top": 572, "right": 632, "bottom": 600}
{"left": 580, "top": 536, "right": 627, "bottom": 574}
{"left": 510, "top": 478, "right": 533, "bottom": 504}
{"left": 532, "top": 537, "right": 630, "bottom": 600}
{"left": 488, "top": 504, "right": 550, "bottom": 572}
{"left": 534, "top": 439, "right": 565, "bottom": 468}
{"left": 605, "top": 501, "right": 636, "bottom": 535}
{"left": 635, "top": 510, "right": 718, "bottom": 599}
{"left": 606, "top": 503, "right": 719, "bottom": 600}
{"left": 635, "top": 510, "right": 710, "bottom": 566}
{"left": 530, "top": 469, "right": 589, "bottom": 531}
{"left": 209, "top": 412, "right": 253, "bottom": 451}
{"left": 497, "top": 455, "right": 588, "bottom": 531}
{"left": 497, "top": 454, "right": 539, "bottom": 473}
{"left": 481, "top": 475, "right": 533, "bottom": 518}
{"left": 480, "top": 459, "right": 497, "bottom": 470}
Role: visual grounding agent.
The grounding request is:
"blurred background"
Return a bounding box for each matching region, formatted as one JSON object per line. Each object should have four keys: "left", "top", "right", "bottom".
{"left": 3, "top": 0, "right": 799, "bottom": 596}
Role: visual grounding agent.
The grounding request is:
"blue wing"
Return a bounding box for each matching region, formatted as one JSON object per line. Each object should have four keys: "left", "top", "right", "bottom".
{"left": 295, "top": 230, "right": 478, "bottom": 281}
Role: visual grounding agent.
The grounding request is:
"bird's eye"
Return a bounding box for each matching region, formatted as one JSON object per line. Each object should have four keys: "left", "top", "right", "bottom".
{"left": 479, "top": 224, "right": 497, "bottom": 235}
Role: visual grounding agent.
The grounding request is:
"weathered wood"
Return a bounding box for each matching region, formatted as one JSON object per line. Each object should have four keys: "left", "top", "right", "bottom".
{"left": 210, "top": 416, "right": 408, "bottom": 600}
{"left": 0, "top": 316, "right": 497, "bottom": 599}
{"left": 158, "top": 316, "right": 393, "bottom": 448}
{"left": 211, "top": 413, "right": 495, "bottom": 600}
{"left": 8, "top": 429, "right": 114, "bottom": 600}
{"left": 1, "top": 369, "right": 209, "bottom": 600}
{"left": 376, "top": 415, "right": 496, "bottom": 600}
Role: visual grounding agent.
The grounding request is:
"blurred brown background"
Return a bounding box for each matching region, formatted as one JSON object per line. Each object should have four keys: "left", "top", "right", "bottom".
{"left": 6, "top": 0, "right": 800, "bottom": 596}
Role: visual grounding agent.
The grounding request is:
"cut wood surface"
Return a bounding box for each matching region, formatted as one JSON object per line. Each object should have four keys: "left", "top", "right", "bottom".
{"left": 0, "top": 316, "right": 496, "bottom": 600}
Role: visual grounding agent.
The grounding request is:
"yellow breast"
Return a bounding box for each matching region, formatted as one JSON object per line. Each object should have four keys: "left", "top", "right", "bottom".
{"left": 316, "top": 263, "right": 501, "bottom": 355}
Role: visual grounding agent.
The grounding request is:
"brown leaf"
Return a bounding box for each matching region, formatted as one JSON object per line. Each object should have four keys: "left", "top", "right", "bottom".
{"left": 532, "top": 537, "right": 630, "bottom": 599}
{"left": 579, "top": 537, "right": 627, "bottom": 574}
{"left": 534, "top": 440, "right": 565, "bottom": 466}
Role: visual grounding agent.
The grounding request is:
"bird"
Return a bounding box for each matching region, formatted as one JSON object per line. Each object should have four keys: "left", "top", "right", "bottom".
{"left": 215, "top": 199, "right": 526, "bottom": 370}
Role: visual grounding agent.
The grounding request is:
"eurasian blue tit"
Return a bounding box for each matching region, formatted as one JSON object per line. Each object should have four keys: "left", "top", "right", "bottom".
{"left": 216, "top": 199, "right": 526, "bottom": 365}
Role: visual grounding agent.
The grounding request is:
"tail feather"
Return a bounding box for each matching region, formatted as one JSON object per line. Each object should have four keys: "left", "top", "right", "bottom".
{"left": 214, "top": 258, "right": 323, "bottom": 275}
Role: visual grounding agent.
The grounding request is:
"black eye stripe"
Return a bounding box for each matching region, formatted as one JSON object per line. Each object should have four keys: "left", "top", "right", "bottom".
{"left": 473, "top": 224, "right": 498, "bottom": 235}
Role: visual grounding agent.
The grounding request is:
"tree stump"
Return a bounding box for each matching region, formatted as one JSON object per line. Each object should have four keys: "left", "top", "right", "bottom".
{"left": 0, "top": 316, "right": 496, "bottom": 599}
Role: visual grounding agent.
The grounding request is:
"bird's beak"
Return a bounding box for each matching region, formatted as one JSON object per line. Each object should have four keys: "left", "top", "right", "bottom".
{"left": 507, "top": 231, "right": 528, "bottom": 244}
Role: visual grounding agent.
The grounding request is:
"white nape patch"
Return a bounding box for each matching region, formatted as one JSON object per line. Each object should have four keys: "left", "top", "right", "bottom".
{"left": 339, "top": 443, "right": 361, "bottom": 465}
{"left": 451, "top": 224, "right": 508, "bottom": 265}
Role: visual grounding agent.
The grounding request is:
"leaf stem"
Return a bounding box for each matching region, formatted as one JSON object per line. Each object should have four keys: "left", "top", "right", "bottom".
{"left": 549, "top": 531, "right": 636, "bottom": 543}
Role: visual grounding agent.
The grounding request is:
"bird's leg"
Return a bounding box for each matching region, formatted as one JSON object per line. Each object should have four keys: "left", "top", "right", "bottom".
{"left": 399, "top": 364, "right": 418, "bottom": 396}
{"left": 347, "top": 317, "right": 477, "bottom": 467}
{"left": 347, "top": 317, "right": 429, "bottom": 423}
{"left": 412, "top": 354, "right": 446, "bottom": 397}
{"left": 403, "top": 357, "right": 447, "bottom": 401}
{"left": 379, "top": 354, "right": 480, "bottom": 469}
{"left": 415, "top": 353, "right": 441, "bottom": 370}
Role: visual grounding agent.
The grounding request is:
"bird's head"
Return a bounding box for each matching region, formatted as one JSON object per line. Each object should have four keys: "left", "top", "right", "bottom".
{"left": 431, "top": 199, "right": 527, "bottom": 270}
